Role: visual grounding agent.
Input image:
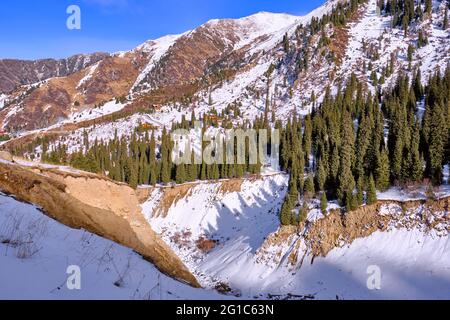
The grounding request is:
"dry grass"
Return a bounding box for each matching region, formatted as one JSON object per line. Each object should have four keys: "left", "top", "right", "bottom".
{"left": 195, "top": 236, "right": 216, "bottom": 253}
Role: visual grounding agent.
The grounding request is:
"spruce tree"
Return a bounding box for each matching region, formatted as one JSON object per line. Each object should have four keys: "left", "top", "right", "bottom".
{"left": 160, "top": 128, "right": 171, "bottom": 184}
{"left": 356, "top": 176, "right": 364, "bottom": 206}
{"left": 304, "top": 174, "right": 315, "bottom": 197}
{"left": 298, "top": 203, "right": 308, "bottom": 224}
{"left": 409, "top": 121, "right": 423, "bottom": 182}
{"left": 337, "top": 111, "right": 356, "bottom": 204}
{"left": 129, "top": 162, "right": 138, "bottom": 189}
{"left": 175, "top": 164, "right": 186, "bottom": 184}
{"left": 280, "top": 196, "right": 293, "bottom": 225}
{"left": 149, "top": 133, "right": 157, "bottom": 185}
{"left": 376, "top": 149, "right": 391, "bottom": 191}
{"left": 320, "top": 192, "right": 328, "bottom": 215}
{"left": 444, "top": 6, "right": 449, "bottom": 30}
{"left": 428, "top": 103, "right": 446, "bottom": 184}
{"left": 366, "top": 174, "right": 377, "bottom": 205}
{"left": 316, "top": 158, "right": 327, "bottom": 191}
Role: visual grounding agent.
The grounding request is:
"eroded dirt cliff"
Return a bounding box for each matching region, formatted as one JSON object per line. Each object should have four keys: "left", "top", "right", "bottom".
{"left": 258, "top": 196, "right": 450, "bottom": 267}
{"left": 0, "top": 161, "right": 200, "bottom": 287}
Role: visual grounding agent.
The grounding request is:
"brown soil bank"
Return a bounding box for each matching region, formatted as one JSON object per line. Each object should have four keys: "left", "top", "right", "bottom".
{"left": 306, "top": 197, "right": 450, "bottom": 257}
{"left": 0, "top": 161, "right": 200, "bottom": 288}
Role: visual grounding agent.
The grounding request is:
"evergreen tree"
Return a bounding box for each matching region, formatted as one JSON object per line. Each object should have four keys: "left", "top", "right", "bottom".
{"left": 304, "top": 174, "right": 315, "bottom": 197}
{"left": 298, "top": 203, "right": 308, "bottom": 224}
{"left": 149, "top": 133, "right": 157, "bottom": 185}
{"left": 316, "top": 158, "right": 327, "bottom": 191}
{"left": 425, "top": 0, "right": 432, "bottom": 15}
{"left": 283, "top": 33, "right": 290, "bottom": 52}
{"left": 280, "top": 196, "right": 293, "bottom": 226}
{"left": 337, "top": 111, "right": 356, "bottom": 204}
{"left": 444, "top": 6, "right": 449, "bottom": 30}
{"left": 366, "top": 174, "right": 377, "bottom": 205}
{"left": 320, "top": 192, "right": 328, "bottom": 215}
{"left": 356, "top": 176, "right": 364, "bottom": 206}
{"left": 175, "top": 164, "right": 186, "bottom": 184}
{"left": 376, "top": 149, "right": 391, "bottom": 191}
{"left": 409, "top": 120, "right": 423, "bottom": 182}
{"left": 428, "top": 103, "right": 446, "bottom": 184}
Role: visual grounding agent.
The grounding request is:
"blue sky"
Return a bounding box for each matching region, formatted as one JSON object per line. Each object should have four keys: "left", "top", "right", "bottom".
{"left": 0, "top": 0, "right": 325, "bottom": 60}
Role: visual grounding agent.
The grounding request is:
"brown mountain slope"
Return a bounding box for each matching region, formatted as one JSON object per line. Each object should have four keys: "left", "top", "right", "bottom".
{"left": 0, "top": 52, "right": 148, "bottom": 132}
{"left": 0, "top": 53, "right": 108, "bottom": 94}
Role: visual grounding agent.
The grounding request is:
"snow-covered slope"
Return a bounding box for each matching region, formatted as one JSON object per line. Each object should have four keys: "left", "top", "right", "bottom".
{"left": 130, "top": 34, "right": 184, "bottom": 92}
{"left": 142, "top": 175, "right": 450, "bottom": 299}
{"left": 0, "top": 193, "right": 223, "bottom": 300}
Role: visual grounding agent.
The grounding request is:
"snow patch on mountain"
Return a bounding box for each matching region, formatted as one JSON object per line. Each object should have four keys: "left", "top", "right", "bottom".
{"left": 131, "top": 34, "right": 184, "bottom": 92}
{"left": 0, "top": 94, "right": 7, "bottom": 110}
{"left": 76, "top": 62, "right": 100, "bottom": 89}
{"left": 67, "top": 100, "right": 127, "bottom": 124}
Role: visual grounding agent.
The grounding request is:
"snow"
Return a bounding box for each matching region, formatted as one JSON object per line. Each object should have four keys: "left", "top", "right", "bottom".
{"left": 377, "top": 185, "right": 450, "bottom": 202}
{"left": 76, "top": 62, "right": 99, "bottom": 89}
{"left": 142, "top": 173, "right": 450, "bottom": 299}
{"left": 67, "top": 100, "right": 127, "bottom": 123}
{"left": 289, "top": 228, "right": 450, "bottom": 299}
{"left": 0, "top": 192, "right": 225, "bottom": 300}
{"left": 143, "top": 174, "right": 289, "bottom": 288}
{"left": 0, "top": 94, "right": 7, "bottom": 109}
{"left": 228, "top": 12, "right": 300, "bottom": 53}
{"left": 132, "top": 34, "right": 184, "bottom": 92}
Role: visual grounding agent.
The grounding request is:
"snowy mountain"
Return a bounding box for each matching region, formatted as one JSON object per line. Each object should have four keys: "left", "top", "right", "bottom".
{"left": 0, "top": 0, "right": 449, "bottom": 300}
{"left": 1, "top": 0, "right": 448, "bottom": 136}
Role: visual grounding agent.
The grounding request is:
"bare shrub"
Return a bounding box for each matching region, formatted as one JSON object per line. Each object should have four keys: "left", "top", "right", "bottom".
{"left": 196, "top": 236, "right": 216, "bottom": 253}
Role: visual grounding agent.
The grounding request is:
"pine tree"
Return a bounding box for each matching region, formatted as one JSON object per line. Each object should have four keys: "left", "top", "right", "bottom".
{"left": 356, "top": 176, "right": 364, "bottom": 206}
{"left": 283, "top": 33, "right": 290, "bottom": 52}
{"left": 320, "top": 192, "right": 328, "bottom": 215}
{"left": 366, "top": 174, "right": 377, "bottom": 205}
{"left": 409, "top": 121, "right": 423, "bottom": 182}
{"left": 444, "top": 6, "right": 449, "bottom": 30}
{"left": 316, "top": 158, "right": 327, "bottom": 191}
{"left": 428, "top": 103, "right": 446, "bottom": 184}
{"left": 425, "top": 0, "right": 432, "bottom": 15}
{"left": 160, "top": 128, "right": 171, "bottom": 184}
{"left": 280, "top": 196, "right": 293, "bottom": 225}
{"left": 376, "top": 149, "right": 391, "bottom": 191}
{"left": 298, "top": 203, "right": 308, "bottom": 224}
{"left": 346, "top": 193, "right": 358, "bottom": 211}
{"left": 304, "top": 174, "right": 315, "bottom": 197}
{"left": 129, "top": 162, "right": 138, "bottom": 189}
{"left": 337, "top": 111, "right": 356, "bottom": 204}
{"left": 149, "top": 132, "right": 157, "bottom": 185}
{"left": 175, "top": 164, "right": 186, "bottom": 184}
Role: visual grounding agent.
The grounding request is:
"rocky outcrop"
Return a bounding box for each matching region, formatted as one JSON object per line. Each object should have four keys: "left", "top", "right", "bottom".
{"left": 0, "top": 161, "right": 200, "bottom": 287}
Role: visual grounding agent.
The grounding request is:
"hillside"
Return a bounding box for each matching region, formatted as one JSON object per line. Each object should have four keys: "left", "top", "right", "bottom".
{"left": 0, "top": 0, "right": 449, "bottom": 300}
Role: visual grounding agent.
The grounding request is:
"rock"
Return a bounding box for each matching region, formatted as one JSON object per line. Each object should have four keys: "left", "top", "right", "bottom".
{"left": 0, "top": 151, "right": 13, "bottom": 162}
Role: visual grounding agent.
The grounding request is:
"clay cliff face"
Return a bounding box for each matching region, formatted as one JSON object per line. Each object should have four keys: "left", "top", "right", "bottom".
{"left": 0, "top": 161, "right": 200, "bottom": 287}
{"left": 0, "top": 53, "right": 109, "bottom": 94}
